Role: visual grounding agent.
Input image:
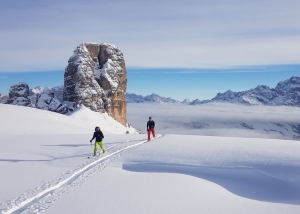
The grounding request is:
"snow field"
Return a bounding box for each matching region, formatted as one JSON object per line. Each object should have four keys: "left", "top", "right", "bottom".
{"left": 42, "top": 135, "right": 300, "bottom": 214}
{"left": 1, "top": 135, "right": 159, "bottom": 214}
{"left": 122, "top": 135, "right": 300, "bottom": 203}
{"left": 1, "top": 104, "right": 300, "bottom": 213}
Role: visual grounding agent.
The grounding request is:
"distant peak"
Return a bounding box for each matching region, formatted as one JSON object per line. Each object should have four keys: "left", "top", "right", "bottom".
{"left": 254, "top": 85, "right": 270, "bottom": 90}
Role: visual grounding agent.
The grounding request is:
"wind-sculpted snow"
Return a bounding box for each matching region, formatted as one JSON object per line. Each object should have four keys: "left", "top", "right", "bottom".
{"left": 122, "top": 135, "right": 300, "bottom": 205}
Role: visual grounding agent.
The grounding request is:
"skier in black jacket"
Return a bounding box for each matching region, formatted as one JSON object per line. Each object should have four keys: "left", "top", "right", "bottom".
{"left": 147, "top": 117, "right": 155, "bottom": 140}
{"left": 90, "top": 126, "right": 105, "bottom": 156}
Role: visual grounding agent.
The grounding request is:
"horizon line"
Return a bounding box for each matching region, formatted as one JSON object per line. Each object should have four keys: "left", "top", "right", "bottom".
{"left": 0, "top": 63, "right": 299, "bottom": 73}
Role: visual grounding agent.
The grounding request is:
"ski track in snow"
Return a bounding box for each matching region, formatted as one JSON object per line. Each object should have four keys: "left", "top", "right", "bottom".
{"left": 0, "top": 135, "right": 163, "bottom": 214}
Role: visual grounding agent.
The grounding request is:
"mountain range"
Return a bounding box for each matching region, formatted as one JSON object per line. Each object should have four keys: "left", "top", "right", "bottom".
{"left": 126, "top": 93, "right": 179, "bottom": 103}
{"left": 2, "top": 76, "right": 300, "bottom": 107}
{"left": 127, "top": 76, "right": 300, "bottom": 107}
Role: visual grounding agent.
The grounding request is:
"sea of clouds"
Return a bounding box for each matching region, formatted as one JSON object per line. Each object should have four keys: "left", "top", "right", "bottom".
{"left": 127, "top": 103, "right": 300, "bottom": 140}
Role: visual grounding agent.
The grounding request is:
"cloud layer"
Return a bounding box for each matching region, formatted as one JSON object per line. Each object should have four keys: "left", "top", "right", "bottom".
{"left": 0, "top": 0, "right": 300, "bottom": 71}
{"left": 127, "top": 103, "right": 300, "bottom": 140}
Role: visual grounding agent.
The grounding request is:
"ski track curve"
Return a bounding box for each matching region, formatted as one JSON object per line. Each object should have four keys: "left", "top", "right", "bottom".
{"left": 0, "top": 135, "right": 164, "bottom": 214}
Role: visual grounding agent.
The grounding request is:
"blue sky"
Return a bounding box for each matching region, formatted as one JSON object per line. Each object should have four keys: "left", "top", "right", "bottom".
{"left": 1, "top": 65, "right": 300, "bottom": 101}
{"left": 0, "top": 0, "right": 299, "bottom": 100}
{"left": 127, "top": 65, "right": 300, "bottom": 101}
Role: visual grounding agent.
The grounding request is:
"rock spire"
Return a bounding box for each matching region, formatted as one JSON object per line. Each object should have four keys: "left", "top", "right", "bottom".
{"left": 63, "top": 43, "right": 127, "bottom": 125}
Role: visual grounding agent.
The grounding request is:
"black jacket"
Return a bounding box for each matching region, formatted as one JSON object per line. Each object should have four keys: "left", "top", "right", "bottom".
{"left": 147, "top": 120, "right": 155, "bottom": 129}
{"left": 91, "top": 131, "right": 104, "bottom": 142}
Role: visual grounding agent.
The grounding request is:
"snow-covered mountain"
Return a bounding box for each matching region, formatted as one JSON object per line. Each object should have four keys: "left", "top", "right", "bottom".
{"left": 128, "top": 76, "right": 300, "bottom": 107}
{"left": 189, "top": 99, "right": 210, "bottom": 105}
{"left": 126, "top": 93, "right": 179, "bottom": 103}
{"left": 29, "top": 85, "right": 64, "bottom": 104}
{"left": 0, "top": 93, "right": 8, "bottom": 104}
{"left": 193, "top": 76, "right": 300, "bottom": 106}
{"left": 181, "top": 98, "right": 191, "bottom": 104}
{"left": 4, "top": 83, "right": 72, "bottom": 114}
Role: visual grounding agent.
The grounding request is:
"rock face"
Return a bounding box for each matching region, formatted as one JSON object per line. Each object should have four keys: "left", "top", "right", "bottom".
{"left": 64, "top": 43, "right": 127, "bottom": 126}
{"left": 35, "top": 93, "right": 69, "bottom": 114}
{"left": 6, "top": 82, "right": 31, "bottom": 106}
{"left": 30, "top": 85, "right": 64, "bottom": 104}
{"left": 275, "top": 76, "right": 300, "bottom": 106}
{"left": 5, "top": 83, "right": 70, "bottom": 114}
{"left": 30, "top": 85, "right": 70, "bottom": 114}
{"left": 50, "top": 86, "right": 64, "bottom": 103}
{"left": 29, "top": 86, "right": 47, "bottom": 105}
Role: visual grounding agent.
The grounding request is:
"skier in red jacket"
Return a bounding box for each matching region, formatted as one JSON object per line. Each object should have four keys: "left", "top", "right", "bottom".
{"left": 147, "top": 117, "right": 155, "bottom": 140}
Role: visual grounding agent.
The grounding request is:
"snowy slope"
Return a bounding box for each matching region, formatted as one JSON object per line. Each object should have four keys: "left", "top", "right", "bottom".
{"left": 0, "top": 104, "right": 136, "bottom": 135}
{"left": 48, "top": 135, "right": 300, "bottom": 214}
{"left": 69, "top": 105, "right": 138, "bottom": 134}
{"left": 0, "top": 104, "right": 300, "bottom": 214}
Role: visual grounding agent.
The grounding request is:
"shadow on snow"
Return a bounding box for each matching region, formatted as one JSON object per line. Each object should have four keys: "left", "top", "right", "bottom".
{"left": 123, "top": 162, "right": 300, "bottom": 205}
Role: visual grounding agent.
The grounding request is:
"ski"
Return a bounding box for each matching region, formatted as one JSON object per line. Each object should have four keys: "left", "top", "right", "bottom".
{"left": 87, "top": 151, "right": 106, "bottom": 159}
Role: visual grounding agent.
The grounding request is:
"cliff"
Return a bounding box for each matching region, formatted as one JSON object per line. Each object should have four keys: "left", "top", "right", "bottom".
{"left": 64, "top": 43, "right": 127, "bottom": 125}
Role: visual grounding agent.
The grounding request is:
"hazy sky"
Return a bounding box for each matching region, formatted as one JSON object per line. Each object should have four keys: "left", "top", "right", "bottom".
{"left": 0, "top": 0, "right": 299, "bottom": 100}
{"left": 1, "top": 0, "right": 300, "bottom": 71}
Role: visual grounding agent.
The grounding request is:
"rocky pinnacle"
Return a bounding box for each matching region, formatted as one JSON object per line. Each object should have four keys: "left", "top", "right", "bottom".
{"left": 63, "top": 43, "right": 127, "bottom": 126}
